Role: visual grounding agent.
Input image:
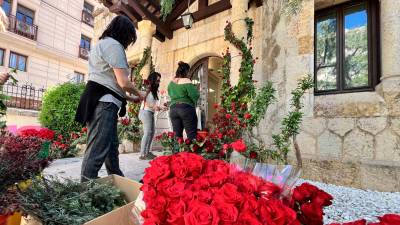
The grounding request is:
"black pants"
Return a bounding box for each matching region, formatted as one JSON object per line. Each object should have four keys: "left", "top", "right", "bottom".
{"left": 169, "top": 104, "right": 198, "bottom": 140}
{"left": 81, "top": 102, "right": 124, "bottom": 182}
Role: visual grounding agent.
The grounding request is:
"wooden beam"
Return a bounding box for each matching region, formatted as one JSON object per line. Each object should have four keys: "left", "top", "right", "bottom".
{"left": 109, "top": 1, "right": 141, "bottom": 25}
{"left": 165, "top": 0, "right": 196, "bottom": 23}
{"left": 198, "top": 0, "right": 208, "bottom": 10}
{"left": 170, "top": 0, "right": 231, "bottom": 30}
{"left": 146, "top": 0, "right": 161, "bottom": 12}
{"left": 125, "top": 0, "right": 173, "bottom": 39}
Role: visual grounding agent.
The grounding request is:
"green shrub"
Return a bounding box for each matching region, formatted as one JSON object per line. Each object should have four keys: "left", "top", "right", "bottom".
{"left": 39, "top": 82, "right": 85, "bottom": 134}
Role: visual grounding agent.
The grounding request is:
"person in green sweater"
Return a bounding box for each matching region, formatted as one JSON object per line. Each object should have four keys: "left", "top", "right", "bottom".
{"left": 168, "top": 61, "right": 200, "bottom": 140}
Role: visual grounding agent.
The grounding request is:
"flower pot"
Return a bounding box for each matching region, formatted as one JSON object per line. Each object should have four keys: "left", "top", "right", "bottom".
{"left": 7, "top": 212, "right": 22, "bottom": 225}
{"left": 197, "top": 131, "right": 208, "bottom": 139}
{"left": 0, "top": 215, "right": 9, "bottom": 225}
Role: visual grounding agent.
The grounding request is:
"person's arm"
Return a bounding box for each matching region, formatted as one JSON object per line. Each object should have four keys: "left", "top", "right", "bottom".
{"left": 113, "top": 68, "right": 142, "bottom": 98}
{"left": 126, "top": 95, "right": 141, "bottom": 103}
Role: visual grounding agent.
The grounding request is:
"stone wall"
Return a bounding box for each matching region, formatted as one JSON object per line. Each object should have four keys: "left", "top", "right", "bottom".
{"left": 261, "top": 0, "right": 400, "bottom": 191}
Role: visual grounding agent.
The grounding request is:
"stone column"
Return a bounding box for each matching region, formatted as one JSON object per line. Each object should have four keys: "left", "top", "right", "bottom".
{"left": 11, "top": 0, "right": 17, "bottom": 15}
{"left": 380, "top": 0, "right": 400, "bottom": 116}
{"left": 229, "top": 0, "right": 248, "bottom": 86}
{"left": 138, "top": 20, "right": 156, "bottom": 78}
{"left": 381, "top": 0, "right": 400, "bottom": 80}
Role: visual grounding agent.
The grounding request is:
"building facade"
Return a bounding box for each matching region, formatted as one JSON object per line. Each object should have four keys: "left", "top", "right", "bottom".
{"left": 96, "top": 0, "right": 400, "bottom": 191}
{"left": 0, "top": 0, "right": 98, "bottom": 88}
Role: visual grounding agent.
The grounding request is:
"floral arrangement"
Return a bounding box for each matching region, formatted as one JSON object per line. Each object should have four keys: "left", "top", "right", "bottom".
{"left": 18, "top": 128, "right": 55, "bottom": 140}
{"left": 0, "top": 134, "right": 52, "bottom": 214}
{"left": 136, "top": 152, "right": 332, "bottom": 225}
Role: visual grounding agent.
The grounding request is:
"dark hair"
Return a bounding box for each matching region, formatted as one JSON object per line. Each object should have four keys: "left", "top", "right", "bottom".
{"left": 99, "top": 16, "right": 137, "bottom": 49}
{"left": 147, "top": 72, "right": 161, "bottom": 100}
{"left": 175, "top": 61, "right": 191, "bottom": 78}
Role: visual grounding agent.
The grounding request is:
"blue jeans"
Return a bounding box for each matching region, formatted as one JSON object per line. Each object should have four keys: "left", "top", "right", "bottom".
{"left": 81, "top": 102, "right": 123, "bottom": 182}
{"left": 139, "top": 109, "right": 155, "bottom": 156}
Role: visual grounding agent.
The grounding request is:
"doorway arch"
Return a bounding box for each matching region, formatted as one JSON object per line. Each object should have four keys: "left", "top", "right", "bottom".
{"left": 189, "top": 56, "right": 224, "bottom": 130}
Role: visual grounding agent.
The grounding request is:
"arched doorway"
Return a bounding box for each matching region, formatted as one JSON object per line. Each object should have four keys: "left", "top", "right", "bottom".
{"left": 189, "top": 56, "right": 223, "bottom": 130}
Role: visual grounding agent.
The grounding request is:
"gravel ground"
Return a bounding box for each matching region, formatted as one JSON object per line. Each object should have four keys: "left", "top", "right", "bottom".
{"left": 44, "top": 154, "right": 400, "bottom": 224}
{"left": 300, "top": 179, "right": 400, "bottom": 224}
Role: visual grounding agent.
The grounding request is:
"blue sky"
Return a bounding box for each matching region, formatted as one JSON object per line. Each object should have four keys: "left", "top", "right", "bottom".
{"left": 345, "top": 10, "right": 367, "bottom": 29}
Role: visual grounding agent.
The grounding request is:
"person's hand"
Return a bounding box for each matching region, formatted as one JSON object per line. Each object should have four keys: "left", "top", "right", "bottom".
{"left": 0, "top": 73, "right": 10, "bottom": 85}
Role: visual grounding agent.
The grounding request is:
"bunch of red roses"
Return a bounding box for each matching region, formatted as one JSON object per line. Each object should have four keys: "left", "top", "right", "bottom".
{"left": 329, "top": 214, "right": 400, "bottom": 225}
{"left": 18, "top": 128, "right": 55, "bottom": 141}
{"left": 290, "top": 183, "right": 333, "bottom": 225}
{"left": 155, "top": 132, "right": 216, "bottom": 155}
{"left": 140, "top": 152, "right": 322, "bottom": 225}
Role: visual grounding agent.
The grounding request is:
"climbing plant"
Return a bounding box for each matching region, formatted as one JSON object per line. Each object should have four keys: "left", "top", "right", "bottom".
{"left": 119, "top": 47, "right": 154, "bottom": 143}
{"left": 160, "top": 0, "right": 175, "bottom": 21}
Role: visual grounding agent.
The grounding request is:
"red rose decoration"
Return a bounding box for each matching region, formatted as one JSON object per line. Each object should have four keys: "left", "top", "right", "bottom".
{"left": 212, "top": 201, "right": 238, "bottom": 224}
{"left": 231, "top": 139, "right": 247, "bottom": 152}
{"left": 184, "top": 201, "right": 219, "bottom": 225}
{"left": 225, "top": 114, "right": 232, "bottom": 119}
{"left": 244, "top": 113, "right": 252, "bottom": 119}
{"left": 167, "top": 199, "right": 186, "bottom": 225}
{"left": 249, "top": 151, "right": 257, "bottom": 159}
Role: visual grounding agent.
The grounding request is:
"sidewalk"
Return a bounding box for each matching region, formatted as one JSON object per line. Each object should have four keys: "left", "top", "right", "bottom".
{"left": 43, "top": 153, "right": 154, "bottom": 182}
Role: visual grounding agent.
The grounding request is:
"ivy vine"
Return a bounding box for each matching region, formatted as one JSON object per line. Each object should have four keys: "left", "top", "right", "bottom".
{"left": 160, "top": 0, "right": 175, "bottom": 21}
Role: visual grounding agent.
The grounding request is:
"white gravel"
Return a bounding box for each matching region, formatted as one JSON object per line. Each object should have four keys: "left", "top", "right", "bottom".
{"left": 299, "top": 179, "right": 400, "bottom": 224}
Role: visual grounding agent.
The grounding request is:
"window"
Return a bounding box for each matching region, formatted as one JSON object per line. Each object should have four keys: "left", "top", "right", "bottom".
{"left": 73, "top": 71, "right": 85, "bottom": 84}
{"left": 9, "top": 52, "right": 27, "bottom": 71}
{"left": 80, "top": 35, "right": 91, "bottom": 50}
{"left": 16, "top": 5, "right": 34, "bottom": 25}
{"left": 0, "top": 49, "right": 4, "bottom": 66}
{"left": 83, "top": 1, "right": 94, "bottom": 13}
{"left": 1, "top": 0, "right": 12, "bottom": 15}
{"left": 314, "top": 0, "right": 380, "bottom": 95}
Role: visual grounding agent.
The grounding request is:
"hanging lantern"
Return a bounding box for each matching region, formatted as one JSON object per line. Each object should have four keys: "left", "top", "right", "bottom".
{"left": 181, "top": 12, "right": 193, "bottom": 29}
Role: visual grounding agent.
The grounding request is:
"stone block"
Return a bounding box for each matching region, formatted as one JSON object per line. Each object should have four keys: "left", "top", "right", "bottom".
{"left": 296, "top": 132, "right": 316, "bottom": 155}
{"left": 317, "top": 130, "right": 342, "bottom": 156}
{"left": 391, "top": 118, "right": 400, "bottom": 136}
{"left": 360, "top": 162, "right": 400, "bottom": 192}
{"left": 343, "top": 129, "right": 374, "bottom": 161}
{"left": 300, "top": 117, "right": 326, "bottom": 136}
{"left": 375, "top": 129, "right": 400, "bottom": 162}
{"left": 296, "top": 157, "right": 362, "bottom": 188}
{"left": 357, "top": 117, "right": 388, "bottom": 135}
{"left": 327, "top": 118, "right": 355, "bottom": 137}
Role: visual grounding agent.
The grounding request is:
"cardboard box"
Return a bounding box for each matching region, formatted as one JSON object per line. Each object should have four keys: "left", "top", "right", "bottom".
{"left": 21, "top": 175, "right": 142, "bottom": 225}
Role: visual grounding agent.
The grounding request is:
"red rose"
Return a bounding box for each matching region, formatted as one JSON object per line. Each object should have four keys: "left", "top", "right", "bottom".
{"left": 225, "top": 114, "right": 232, "bottom": 119}
{"left": 233, "top": 172, "right": 261, "bottom": 194}
{"left": 236, "top": 211, "right": 262, "bottom": 225}
{"left": 249, "top": 151, "right": 257, "bottom": 159}
{"left": 158, "top": 178, "right": 185, "bottom": 198}
{"left": 217, "top": 133, "right": 223, "bottom": 139}
{"left": 212, "top": 201, "right": 238, "bottom": 224}
{"left": 168, "top": 131, "right": 175, "bottom": 138}
{"left": 192, "top": 144, "right": 200, "bottom": 152}
{"left": 258, "top": 181, "right": 282, "bottom": 200}
{"left": 207, "top": 171, "right": 229, "bottom": 187}
{"left": 240, "top": 195, "right": 258, "bottom": 212}
{"left": 213, "top": 104, "right": 219, "bottom": 109}
{"left": 244, "top": 113, "right": 252, "bottom": 119}
{"left": 377, "top": 214, "right": 400, "bottom": 225}
{"left": 223, "top": 144, "right": 230, "bottom": 151}
{"left": 214, "top": 183, "right": 243, "bottom": 204}
{"left": 166, "top": 199, "right": 186, "bottom": 225}
{"left": 299, "top": 202, "right": 324, "bottom": 225}
{"left": 177, "top": 137, "right": 184, "bottom": 144}
{"left": 258, "top": 198, "right": 298, "bottom": 225}
{"left": 231, "top": 139, "right": 246, "bottom": 152}
{"left": 184, "top": 201, "right": 219, "bottom": 225}
{"left": 185, "top": 139, "right": 191, "bottom": 145}
{"left": 82, "top": 127, "right": 88, "bottom": 133}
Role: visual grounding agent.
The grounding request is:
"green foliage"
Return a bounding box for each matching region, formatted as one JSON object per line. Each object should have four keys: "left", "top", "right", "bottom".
{"left": 248, "top": 82, "right": 276, "bottom": 127}
{"left": 39, "top": 82, "right": 85, "bottom": 134}
{"left": 18, "top": 176, "right": 126, "bottom": 225}
{"left": 160, "top": 0, "right": 175, "bottom": 21}
{"left": 118, "top": 47, "right": 153, "bottom": 143}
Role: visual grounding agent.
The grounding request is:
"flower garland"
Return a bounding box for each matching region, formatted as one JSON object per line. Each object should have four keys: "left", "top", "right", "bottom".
{"left": 119, "top": 47, "right": 154, "bottom": 143}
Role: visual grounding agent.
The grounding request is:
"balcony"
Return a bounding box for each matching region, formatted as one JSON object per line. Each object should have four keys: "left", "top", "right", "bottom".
{"left": 81, "top": 10, "right": 94, "bottom": 27}
{"left": 79, "top": 47, "right": 89, "bottom": 60}
{"left": 7, "top": 15, "right": 38, "bottom": 41}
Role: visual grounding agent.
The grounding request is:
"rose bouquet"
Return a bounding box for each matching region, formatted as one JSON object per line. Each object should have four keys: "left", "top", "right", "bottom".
{"left": 132, "top": 152, "right": 333, "bottom": 225}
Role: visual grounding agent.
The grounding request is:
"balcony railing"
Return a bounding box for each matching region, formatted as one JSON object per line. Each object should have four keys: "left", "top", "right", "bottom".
{"left": 79, "top": 47, "right": 89, "bottom": 60}
{"left": 7, "top": 15, "right": 38, "bottom": 41}
{"left": 1, "top": 83, "right": 45, "bottom": 111}
{"left": 81, "top": 10, "right": 94, "bottom": 27}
